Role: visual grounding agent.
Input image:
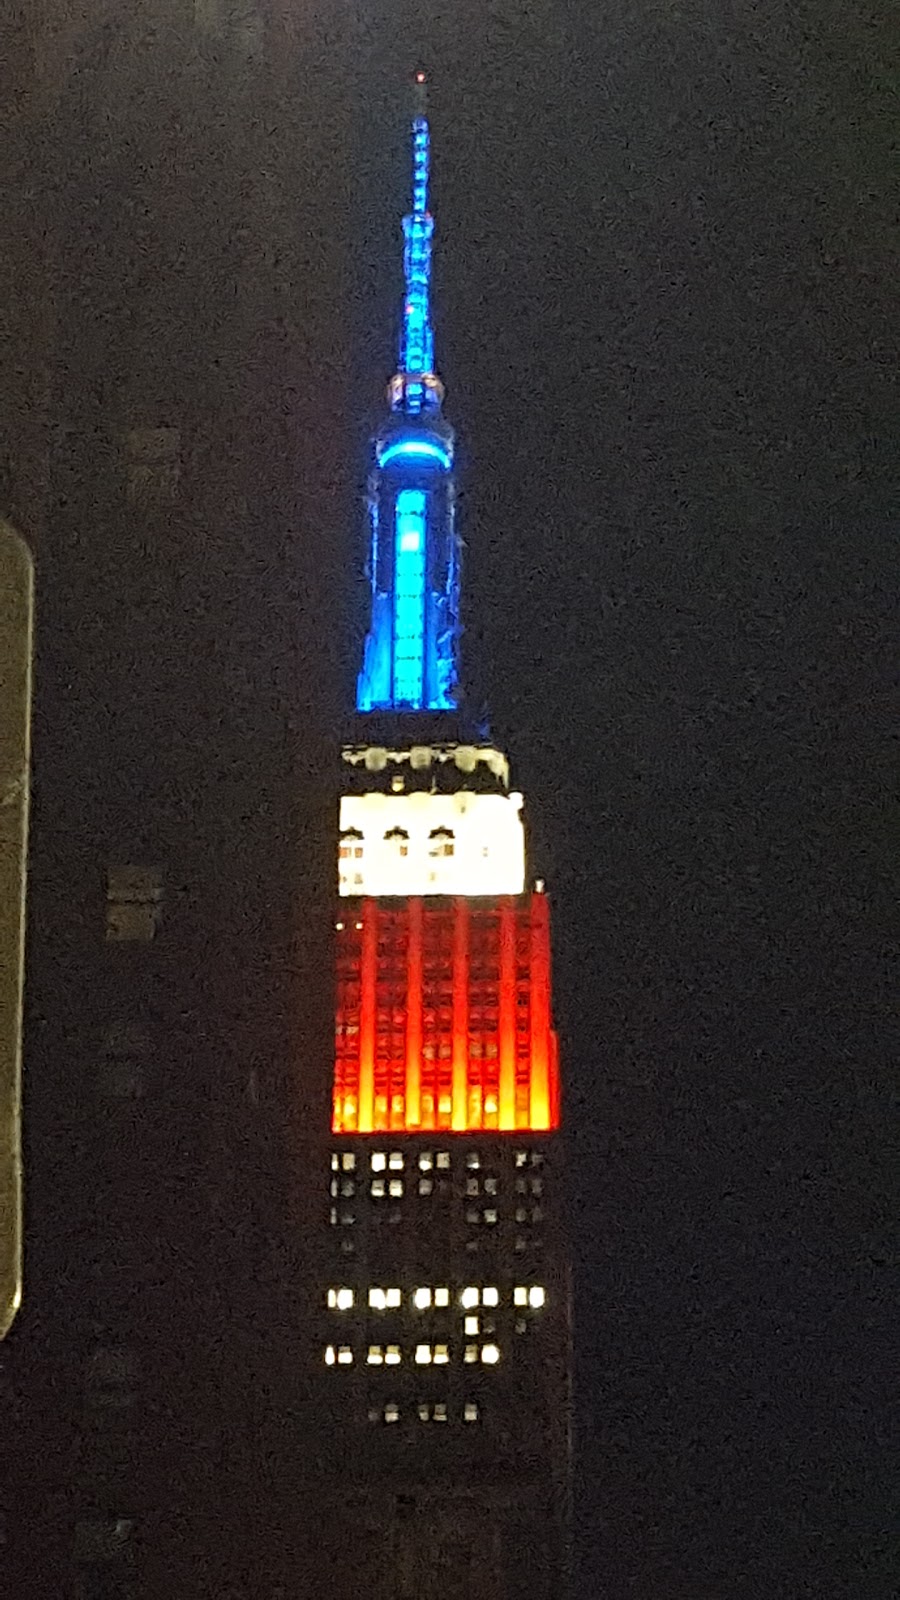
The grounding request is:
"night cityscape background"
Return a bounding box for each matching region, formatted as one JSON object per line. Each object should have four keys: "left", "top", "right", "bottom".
{"left": 1, "top": 2, "right": 894, "bottom": 1598}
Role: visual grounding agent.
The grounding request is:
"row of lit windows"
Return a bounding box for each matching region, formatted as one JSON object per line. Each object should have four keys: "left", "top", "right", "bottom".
{"left": 370, "top": 1401, "right": 480, "bottom": 1424}
{"left": 330, "top": 1150, "right": 545, "bottom": 1173}
{"left": 330, "top": 1182, "right": 546, "bottom": 1217}
{"left": 324, "top": 1342, "right": 501, "bottom": 1366}
{"left": 339, "top": 828, "right": 457, "bottom": 860}
{"left": 326, "top": 1285, "right": 545, "bottom": 1311}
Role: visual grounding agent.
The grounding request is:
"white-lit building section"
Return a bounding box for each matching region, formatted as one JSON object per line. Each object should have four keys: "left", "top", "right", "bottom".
{"left": 339, "top": 788, "right": 525, "bottom": 897}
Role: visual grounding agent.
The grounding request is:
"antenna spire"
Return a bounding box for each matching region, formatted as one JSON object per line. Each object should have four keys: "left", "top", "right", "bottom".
{"left": 388, "top": 71, "right": 444, "bottom": 418}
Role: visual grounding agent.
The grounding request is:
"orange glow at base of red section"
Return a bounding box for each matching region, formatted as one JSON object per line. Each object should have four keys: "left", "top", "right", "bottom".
{"left": 333, "top": 893, "right": 560, "bottom": 1135}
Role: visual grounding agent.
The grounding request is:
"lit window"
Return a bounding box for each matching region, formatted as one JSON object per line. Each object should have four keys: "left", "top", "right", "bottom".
{"left": 514, "top": 1287, "right": 528, "bottom": 1306}
{"left": 464, "top": 1316, "right": 479, "bottom": 1336}
{"left": 529, "top": 1286, "right": 546, "bottom": 1309}
{"left": 484, "top": 1093, "right": 498, "bottom": 1115}
{"left": 367, "top": 1346, "right": 384, "bottom": 1365}
{"left": 330, "top": 1179, "right": 339, "bottom": 1197}
{"left": 464, "top": 1402, "right": 479, "bottom": 1422}
{"left": 436, "top": 1151, "right": 450, "bottom": 1169}
{"left": 419, "top": 1152, "right": 433, "bottom": 1171}
{"left": 337, "top": 1346, "right": 353, "bottom": 1365}
{"left": 466, "top": 1178, "right": 479, "bottom": 1197}
{"left": 340, "top": 1179, "right": 355, "bottom": 1197}
{"left": 329, "top": 1208, "right": 338, "bottom": 1225}
{"left": 385, "top": 1345, "right": 401, "bottom": 1366}
{"left": 433, "top": 1344, "right": 449, "bottom": 1364}
{"left": 466, "top": 1209, "right": 479, "bottom": 1225}
{"left": 481, "top": 1343, "right": 501, "bottom": 1365}
{"left": 484, "top": 1177, "right": 498, "bottom": 1195}
{"left": 341, "top": 1211, "right": 355, "bottom": 1227}
{"left": 515, "top": 1317, "right": 527, "bottom": 1334}
{"left": 461, "top": 1287, "right": 479, "bottom": 1309}
{"left": 342, "top": 1153, "right": 356, "bottom": 1171}
{"left": 336, "top": 1288, "right": 354, "bottom": 1311}
{"left": 372, "top": 1152, "right": 386, "bottom": 1172}
{"left": 414, "top": 1287, "right": 432, "bottom": 1310}
{"left": 418, "top": 1177, "right": 433, "bottom": 1196}
{"left": 531, "top": 1177, "right": 543, "bottom": 1195}
{"left": 369, "top": 1288, "right": 386, "bottom": 1310}
{"left": 516, "top": 1207, "right": 528, "bottom": 1222}
{"left": 482, "top": 1287, "right": 499, "bottom": 1307}
{"left": 386, "top": 1288, "right": 402, "bottom": 1308}
{"left": 388, "top": 1151, "right": 404, "bottom": 1170}
{"left": 515, "top": 1151, "right": 528, "bottom": 1168}
{"left": 389, "top": 1179, "right": 403, "bottom": 1198}
{"left": 531, "top": 1151, "right": 545, "bottom": 1166}
{"left": 327, "top": 1289, "right": 337, "bottom": 1308}
{"left": 331, "top": 1154, "right": 339, "bottom": 1171}
{"left": 384, "top": 1403, "right": 399, "bottom": 1423}
{"left": 418, "top": 1403, "right": 430, "bottom": 1421}
{"left": 466, "top": 1152, "right": 481, "bottom": 1169}
{"left": 433, "top": 1403, "right": 447, "bottom": 1422}
{"left": 516, "top": 1177, "right": 528, "bottom": 1194}
{"left": 371, "top": 1179, "right": 385, "bottom": 1198}
{"left": 464, "top": 1345, "right": 478, "bottom": 1364}
{"left": 484, "top": 1209, "right": 498, "bottom": 1225}
{"left": 325, "top": 1345, "right": 336, "bottom": 1365}
{"left": 434, "top": 1287, "right": 449, "bottom": 1307}
{"left": 415, "top": 1344, "right": 432, "bottom": 1365}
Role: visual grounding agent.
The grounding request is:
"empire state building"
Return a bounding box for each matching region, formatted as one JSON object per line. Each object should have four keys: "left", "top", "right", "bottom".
{"left": 320, "top": 76, "right": 570, "bottom": 1600}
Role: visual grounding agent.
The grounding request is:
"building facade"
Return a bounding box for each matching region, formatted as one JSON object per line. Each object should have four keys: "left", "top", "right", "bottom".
{"left": 1, "top": 8, "right": 349, "bottom": 1598}
{"left": 319, "top": 80, "right": 571, "bottom": 1600}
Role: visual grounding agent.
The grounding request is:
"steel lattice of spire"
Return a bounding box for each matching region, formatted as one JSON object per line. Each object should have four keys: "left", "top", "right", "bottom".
{"left": 400, "top": 115, "right": 435, "bottom": 378}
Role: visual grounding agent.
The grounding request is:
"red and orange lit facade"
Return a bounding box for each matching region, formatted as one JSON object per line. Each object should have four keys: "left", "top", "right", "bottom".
{"left": 333, "top": 894, "right": 559, "bottom": 1136}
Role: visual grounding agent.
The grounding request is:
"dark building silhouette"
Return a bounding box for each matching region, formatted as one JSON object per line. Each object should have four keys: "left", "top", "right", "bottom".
{"left": 1, "top": 7, "right": 350, "bottom": 1597}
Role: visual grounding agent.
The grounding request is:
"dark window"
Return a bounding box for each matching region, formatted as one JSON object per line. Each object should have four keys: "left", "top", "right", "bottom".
{"left": 105, "top": 868, "right": 162, "bottom": 943}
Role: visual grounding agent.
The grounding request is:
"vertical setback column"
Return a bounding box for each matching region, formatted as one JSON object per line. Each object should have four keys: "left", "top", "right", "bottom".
{"left": 405, "top": 896, "right": 423, "bottom": 1128}
{"left": 499, "top": 896, "right": 517, "bottom": 1130}
{"left": 358, "top": 897, "right": 378, "bottom": 1133}
{"left": 529, "top": 890, "right": 552, "bottom": 1130}
{"left": 451, "top": 896, "right": 470, "bottom": 1131}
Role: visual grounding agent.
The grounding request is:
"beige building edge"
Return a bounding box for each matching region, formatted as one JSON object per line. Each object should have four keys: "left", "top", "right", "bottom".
{"left": 0, "top": 520, "right": 33, "bottom": 1339}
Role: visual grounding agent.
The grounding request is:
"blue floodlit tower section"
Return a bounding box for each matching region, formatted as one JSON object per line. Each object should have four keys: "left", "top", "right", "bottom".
{"left": 356, "top": 77, "right": 461, "bottom": 714}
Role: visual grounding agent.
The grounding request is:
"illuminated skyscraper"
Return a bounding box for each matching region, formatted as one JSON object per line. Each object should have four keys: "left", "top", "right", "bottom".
{"left": 322, "top": 77, "right": 570, "bottom": 1600}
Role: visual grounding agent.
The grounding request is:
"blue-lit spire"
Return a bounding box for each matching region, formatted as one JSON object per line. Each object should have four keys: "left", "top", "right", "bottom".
{"left": 386, "top": 72, "right": 445, "bottom": 421}
{"left": 400, "top": 109, "right": 434, "bottom": 377}
{"left": 356, "top": 75, "right": 461, "bottom": 716}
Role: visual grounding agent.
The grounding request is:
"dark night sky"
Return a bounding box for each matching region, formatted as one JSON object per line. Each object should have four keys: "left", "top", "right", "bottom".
{"left": 349, "top": 4, "right": 895, "bottom": 1597}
